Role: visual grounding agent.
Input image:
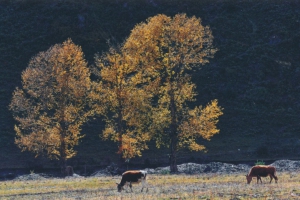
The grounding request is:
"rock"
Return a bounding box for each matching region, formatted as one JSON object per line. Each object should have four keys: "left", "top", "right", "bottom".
{"left": 90, "top": 163, "right": 119, "bottom": 177}
{"left": 142, "top": 160, "right": 300, "bottom": 175}
{"left": 15, "top": 173, "right": 46, "bottom": 181}
{"left": 11, "top": 160, "right": 300, "bottom": 180}
{"left": 147, "top": 162, "right": 251, "bottom": 175}
{"left": 65, "top": 173, "right": 82, "bottom": 179}
{"left": 270, "top": 160, "right": 300, "bottom": 172}
{"left": 144, "top": 168, "right": 156, "bottom": 174}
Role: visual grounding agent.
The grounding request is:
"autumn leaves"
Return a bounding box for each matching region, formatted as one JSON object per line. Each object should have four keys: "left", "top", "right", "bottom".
{"left": 10, "top": 40, "right": 94, "bottom": 169}
{"left": 10, "top": 14, "right": 223, "bottom": 172}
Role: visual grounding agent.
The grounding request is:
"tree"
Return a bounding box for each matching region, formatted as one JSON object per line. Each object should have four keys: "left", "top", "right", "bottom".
{"left": 94, "top": 46, "right": 152, "bottom": 162}
{"left": 9, "top": 39, "right": 95, "bottom": 172}
{"left": 123, "top": 14, "right": 223, "bottom": 172}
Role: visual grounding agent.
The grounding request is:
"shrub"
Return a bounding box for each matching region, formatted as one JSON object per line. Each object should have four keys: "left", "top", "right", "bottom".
{"left": 255, "top": 160, "right": 265, "bottom": 165}
{"left": 160, "top": 169, "right": 170, "bottom": 175}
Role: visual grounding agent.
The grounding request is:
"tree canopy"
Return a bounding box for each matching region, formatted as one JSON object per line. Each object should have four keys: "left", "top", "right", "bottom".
{"left": 123, "top": 13, "right": 223, "bottom": 172}
{"left": 9, "top": 39, "right": 95, "bottom": 171}
{"left": 10, "top": 14, "right": 223, "bottom": 171}
{"left": 94, "top": 46, "right": 152, "bottom": 160}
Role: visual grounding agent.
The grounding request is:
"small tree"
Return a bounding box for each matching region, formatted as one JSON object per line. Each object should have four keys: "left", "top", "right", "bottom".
{"left": 123, "top": 13, "right": 223, "bottom": 172}
{"left": 94, "top": 46, "right": 152, "bottom": 162}
{"left": 9, "top": 39, "right": 95, "bottom": 172}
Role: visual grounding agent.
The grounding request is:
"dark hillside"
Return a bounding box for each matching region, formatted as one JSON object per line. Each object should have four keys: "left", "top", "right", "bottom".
{"left": 1, "top": 0, "right": 300, "bottom": 170}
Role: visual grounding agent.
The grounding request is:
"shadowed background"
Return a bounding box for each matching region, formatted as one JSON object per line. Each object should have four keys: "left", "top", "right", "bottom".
{"left": 0, "top": 0, "right": 300, "bottom": 172}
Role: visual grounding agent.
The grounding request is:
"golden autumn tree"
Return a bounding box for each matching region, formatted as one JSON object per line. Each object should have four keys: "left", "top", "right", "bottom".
{"left": 94, "top": 46, "right": 153, "bottom": 162}
{"left": 123, "top": 14, "right": 223, "bottom": 172}
{"left": 9, "top": 39, "right": 96, "bottom": 172}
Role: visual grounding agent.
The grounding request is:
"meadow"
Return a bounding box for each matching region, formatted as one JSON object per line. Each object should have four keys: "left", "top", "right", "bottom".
{"left": 0, "top": 172, "right": 299, "bottom": 200}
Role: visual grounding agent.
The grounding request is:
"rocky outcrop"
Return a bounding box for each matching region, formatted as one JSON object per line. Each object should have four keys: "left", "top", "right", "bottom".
{"left": 144, "top": 160, "right": 300, "bottom": 175}
{"left": 145, "top": 162, "right": 250, "bottom": 174}
{"left": 270, "top": 160, "right": 300, "bottom": 172}
{"left": 58, "top": 160, "right": 300, "bottom": 177}
{"left": 12, "top": 160, "right": 300, "bottom": 180}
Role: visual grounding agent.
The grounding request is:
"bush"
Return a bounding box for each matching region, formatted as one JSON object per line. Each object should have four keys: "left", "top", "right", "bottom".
{"left": 160, "top": 169, "right": 170, "bottom": 175}
{"left": 255, "top": 160, "right": 265, "bottom": 165}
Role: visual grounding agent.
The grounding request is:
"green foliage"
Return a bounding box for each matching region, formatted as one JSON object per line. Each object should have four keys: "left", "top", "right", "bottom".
{"left": 255, "top": 160, "right": 265, "bottom": 165}
{"left": 160, "top": 169, "right": 170, "bottom": 175}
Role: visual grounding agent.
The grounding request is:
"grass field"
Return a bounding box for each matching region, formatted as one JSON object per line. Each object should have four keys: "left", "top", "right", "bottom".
{"left": 0, "top": 172, "right": 299, "bottom": 200}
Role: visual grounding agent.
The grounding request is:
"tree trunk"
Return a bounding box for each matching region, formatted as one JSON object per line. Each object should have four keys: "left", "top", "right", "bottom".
{"left": 169, "top": 135, "right": 178, "bottom": 172}
{"left": 169, "top": 89, "right": 178, "bottom": 173}
{"left": 59, "top": 121, "right": 68, "bottom": 176}
{"left": 60, "top": 138, "right": 67, "bottom": 176}
{"left": 117, "top": 102, "right": 125, "bottom": 168}
{"left": 117, "top": 146, "right": 125, "bottom": 168}
{"left": 60, "top": 157, "right": 67, "bottom": 176}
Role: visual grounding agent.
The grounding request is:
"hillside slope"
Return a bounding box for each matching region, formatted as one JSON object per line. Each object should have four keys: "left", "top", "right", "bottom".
{"left": 1, "top": 0, "right": 300, "bottom": 170}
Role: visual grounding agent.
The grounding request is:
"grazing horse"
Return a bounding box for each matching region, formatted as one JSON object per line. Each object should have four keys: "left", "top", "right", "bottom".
{"left": 117, "top": 170, "right": 148, "bottom": 192}
{"left": 246, "top": 165, "right": 278, "bottom": 184}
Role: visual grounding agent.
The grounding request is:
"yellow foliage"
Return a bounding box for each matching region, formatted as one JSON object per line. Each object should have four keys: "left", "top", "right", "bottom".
{"left": 9, "top": 39, "right": 95, "bottom": 165}
{"left": 179, "top": 100, "right": 223, "bottom": 151}
{"left": 119, "top": 131, "right": 150, "bottom": 159}
{"left": 94, "top": 46, "right": 153, "bottom": 159}
{"left": 122, "top": 13, "right": 221, "bottom": 168}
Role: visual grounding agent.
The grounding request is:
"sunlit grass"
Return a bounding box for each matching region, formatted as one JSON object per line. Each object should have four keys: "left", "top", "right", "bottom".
{"left": 1, "top": 172, "right": 300, "bottom": 199}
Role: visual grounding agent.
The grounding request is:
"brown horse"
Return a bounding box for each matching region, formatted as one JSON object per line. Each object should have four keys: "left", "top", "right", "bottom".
{"left": 246, "top": 165, "right": 278, "bottom": 184}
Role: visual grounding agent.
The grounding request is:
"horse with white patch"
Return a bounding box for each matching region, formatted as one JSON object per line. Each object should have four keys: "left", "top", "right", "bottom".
{"left": 116, "top": 170, "right": 148, "bottom": 192}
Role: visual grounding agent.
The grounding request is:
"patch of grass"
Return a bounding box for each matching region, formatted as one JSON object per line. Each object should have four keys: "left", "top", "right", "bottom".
{"left": 160, "top": 169, "right": 170, "bottom": 175}
{"left": 255, "top": 160, "right": 265, "bottom": 165}
{"left": 0, "top": 172, "right": 299, "bottom": 199}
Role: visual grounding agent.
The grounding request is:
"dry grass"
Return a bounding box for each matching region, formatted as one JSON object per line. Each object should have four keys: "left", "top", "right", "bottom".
{"left": 1, "top": 172, "right": 300, "bottom": 199}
